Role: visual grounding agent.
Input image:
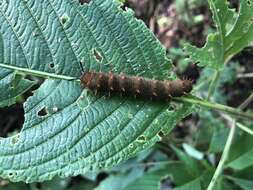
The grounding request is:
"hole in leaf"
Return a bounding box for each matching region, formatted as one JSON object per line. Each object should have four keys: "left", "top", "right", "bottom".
{"left": 247, "top": 0, "right": 252, "bottom": 6}
{"left": 79, "top": 0, "right": 91, "bottom": 5}
{"left": 169, "top": 102, "right": 181, "bottom": 112}
{"left": 37, "top": 107, "right": 48, "bottom": 117}
{"left": 79, "top": 60, "right": 85, "bottom": 73}
{"left": 60, "top": 14, "right": 70, "bottom": 25}
{"left": 8, "top": 173, "right": 14, "bottom": 177}
{"left": 161, "top": 176, "right": 175, "bottom": 189}
{"left": 158, "top": 131, "right": 165, "bottom": 138}
{"left": 58, "top": 172, "right": 64, "bottom": 178}
{"left": 119, "top": 4, "right": 127, "bottom": 11}
{"left": 32, "top": 31, "right": 39, "bottom": 37}
{"left": 137, "top": 135, "right": 146, "bottom": 142}
{"left": 93, "top": 49, "right": 103, "bottom": 62}
{"left": 167, "top": 106, "right": 175, "bottom": 112}
{"left": 128, "top": 113, "right": 134, "bottom": 119}
{"left": 49, "top": 63, "right": 55, "bottom": 69}
{"left": 8, "top": 171, "right": 18, "bottom": 178}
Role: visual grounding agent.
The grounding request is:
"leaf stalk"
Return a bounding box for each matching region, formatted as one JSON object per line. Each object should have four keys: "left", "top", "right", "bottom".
{"left": 173, "top": 96, "right": 253, "bottom": 121}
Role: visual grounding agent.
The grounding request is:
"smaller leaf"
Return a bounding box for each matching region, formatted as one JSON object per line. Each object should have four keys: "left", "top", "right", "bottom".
{"left": 0, "top": 70, "right": 35, "bottom": 107}
{"left": 209, "top": 124, "right": 229, "bottom": 153}
{"left": 208, "top": 0, "right": 235, "bottom": 37}
{"left": 185, "top": 0, "right": 253, "bottom": 69}
{"left": 225, "top": 0, "right": 253, "bottom": 58}
{"left": 227, "top": 176, "right": 253, "bottom": 190}
{"left": 174, "top": 178, "right": 202, "bottom": 190}
{"left": 215, "top": 177, "right": 238, "bottom": 190}
{"left": 95, "top": 168, "right": 144, "bottom": 190}
{"left": 122, "top": 169, "right": 169, "bottom": 190}
{"left": 171, "top": 145, "right": 202, "bottom": 178}
{"left": 185, "top": 34, "right": 224, "bottom": 69}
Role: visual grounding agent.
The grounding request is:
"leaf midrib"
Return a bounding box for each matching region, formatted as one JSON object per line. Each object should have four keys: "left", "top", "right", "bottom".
{"left": 0, "top": 63, "right": 77, "bottom": 80}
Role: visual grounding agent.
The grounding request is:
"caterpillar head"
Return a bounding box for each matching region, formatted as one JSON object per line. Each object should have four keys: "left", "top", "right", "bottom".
{"left": 181, "top": 79, "right": 193, "bottom": 94}
{"left": 167, "top": 79, "right": 193, "bottom": 97}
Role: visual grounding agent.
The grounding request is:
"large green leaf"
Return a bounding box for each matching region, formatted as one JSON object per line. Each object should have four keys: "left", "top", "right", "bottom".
{"left": 0, "top": 0, "right": 192, "bottom": 182}
{"left": 227, "top": 176, "right": 253, "bottom": 190}
{"left": 227, "top": 130, "right": 253, "bottom": 170}
{"left": 185, "top": 0, "right": 253, "bottom": 69}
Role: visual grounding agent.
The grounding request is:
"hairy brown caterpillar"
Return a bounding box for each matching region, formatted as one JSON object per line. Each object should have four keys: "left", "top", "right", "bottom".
{"left": 80, "top": 71, "right": 192, "bottom": 101}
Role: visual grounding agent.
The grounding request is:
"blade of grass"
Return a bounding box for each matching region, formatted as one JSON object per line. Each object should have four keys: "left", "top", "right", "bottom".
{"left": 207, "top": 120, "right": 236, "bottom": 190}
{"left": 207, "top": 92, "right": 253, "bottom": 189}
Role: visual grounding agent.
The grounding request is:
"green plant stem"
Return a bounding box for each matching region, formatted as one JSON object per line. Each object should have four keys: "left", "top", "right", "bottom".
{"left": 173, "top": 96, "right": 253, "bottom": 121}
{"left": 240, "top": 92, "right": 253, "bottom": 110}
{"left": 207, "top": 70, "right": 221, "bottom": 100}
{"left": 237, "top": 122, "right": 253, "bottom": 136}
{"left": 207, "top": 120, "right": 236, "bottom": 190}
{"left": 220, "top": 113, "right": 253, "bottom": 136}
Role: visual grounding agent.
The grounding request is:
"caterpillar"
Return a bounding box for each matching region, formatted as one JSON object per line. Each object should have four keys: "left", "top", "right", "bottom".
{"left": 80, "top": 71, "right": 192, "bottom": 101}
